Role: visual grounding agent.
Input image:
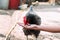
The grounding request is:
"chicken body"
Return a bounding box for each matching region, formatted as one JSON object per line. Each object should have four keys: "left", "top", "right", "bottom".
{"left": 23, "top": 5, "right": 41, "bottom": 40}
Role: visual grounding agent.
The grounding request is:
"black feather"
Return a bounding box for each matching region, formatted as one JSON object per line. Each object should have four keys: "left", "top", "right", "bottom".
{"left": 23, "top": 5, "right": 41, "bottom": 40}
{"left": 23, "top": 13, "right": 41, "bottom": 38}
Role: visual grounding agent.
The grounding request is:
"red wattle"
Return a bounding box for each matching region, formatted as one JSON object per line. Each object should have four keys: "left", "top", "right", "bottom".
{"left": 23, "top": 16, "right": 29, "bottom": 25}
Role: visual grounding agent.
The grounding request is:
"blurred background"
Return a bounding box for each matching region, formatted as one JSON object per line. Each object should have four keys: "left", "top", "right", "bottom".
{"left": 0, "top": 0, "right": 60, "bottom": 40}
{"left": 0, "top": 0, "right": 60, "bottom": 10}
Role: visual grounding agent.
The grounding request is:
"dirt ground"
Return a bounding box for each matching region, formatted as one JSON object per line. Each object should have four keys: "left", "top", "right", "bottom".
{"left": 0, "top": 9, "right": 60, "bottom": 40}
